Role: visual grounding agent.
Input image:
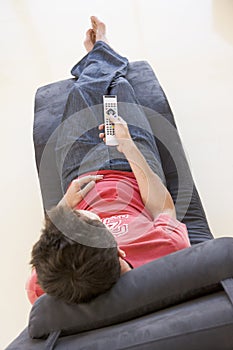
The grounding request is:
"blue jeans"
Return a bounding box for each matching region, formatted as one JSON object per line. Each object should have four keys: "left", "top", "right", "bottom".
{"left": 56, "top": 41, "right": 166, "bottom": 192}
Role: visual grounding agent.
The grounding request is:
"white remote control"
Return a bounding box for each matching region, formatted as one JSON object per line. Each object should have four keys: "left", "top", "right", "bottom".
{"left": 103, "top": 95, "right": 119, "bottom": 146}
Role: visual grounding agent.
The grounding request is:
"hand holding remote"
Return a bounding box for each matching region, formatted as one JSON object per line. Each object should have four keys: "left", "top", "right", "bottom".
{"left": 99, "top": 115, "right": 134, "bottom": 153}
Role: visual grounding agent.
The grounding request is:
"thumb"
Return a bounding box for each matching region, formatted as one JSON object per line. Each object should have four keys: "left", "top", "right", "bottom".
{"left": 109, "top": 114, "right": 124, "bottom": 124}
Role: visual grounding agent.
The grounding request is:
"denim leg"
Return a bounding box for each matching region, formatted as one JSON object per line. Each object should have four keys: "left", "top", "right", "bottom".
{"left": 56, "top": 41, "right": 165, "bottom": 192}
{"left": 56, "top": 41, "right": 130, "bottom": 192}
{"left": 71, "top": 41, "right": 128, "bottom": 98}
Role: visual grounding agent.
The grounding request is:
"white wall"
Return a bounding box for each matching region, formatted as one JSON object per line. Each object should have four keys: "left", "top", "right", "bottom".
{"left": 1, "top": 0, "right": 233, "bottom": 348}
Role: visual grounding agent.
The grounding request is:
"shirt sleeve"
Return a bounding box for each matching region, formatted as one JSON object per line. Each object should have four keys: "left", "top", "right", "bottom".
{"left": 25, "top": 268, "right": 45, "bottom": 304}
{"left": 153, "top": 213, "right": 191, "bottom": 248}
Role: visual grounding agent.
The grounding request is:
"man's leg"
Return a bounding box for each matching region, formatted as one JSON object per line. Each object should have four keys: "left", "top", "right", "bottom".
{"left": 56, "top": 36, "right": 130, "bottom": 192}
{"left": 56, "top": 18, "right": 165, "bottom": 192}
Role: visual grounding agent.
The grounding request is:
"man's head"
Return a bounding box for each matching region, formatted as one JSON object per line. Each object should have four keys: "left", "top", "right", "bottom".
{"left": 30, "top": 205, "right": 122, "bottom": 304}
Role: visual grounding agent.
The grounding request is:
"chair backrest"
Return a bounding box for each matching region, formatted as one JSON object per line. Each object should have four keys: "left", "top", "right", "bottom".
{"left": 29, "top": 237, "right": 232, "bottom": 340}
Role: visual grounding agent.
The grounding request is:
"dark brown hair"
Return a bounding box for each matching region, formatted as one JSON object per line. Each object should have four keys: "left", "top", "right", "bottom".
{"left": 30, "top": 205, "right": 120, "bottom": 304}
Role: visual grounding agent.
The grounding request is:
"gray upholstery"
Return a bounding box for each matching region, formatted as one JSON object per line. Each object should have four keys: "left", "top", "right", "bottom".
{"left": 29, "top": 238, "right": 233, "bottom": 339}
{"left": 7, "top": 291, "right": 233, "bottom": 350}
{"left": 6, "top": 237, "right": 233, "bottom": 349}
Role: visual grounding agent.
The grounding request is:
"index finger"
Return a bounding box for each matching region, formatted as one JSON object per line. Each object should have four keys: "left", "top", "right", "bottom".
{"left": 77, "top": 175, "right": 104, "bottom": 187}
{"left": 98, "top": 124, "right": 105, "bottom": 130}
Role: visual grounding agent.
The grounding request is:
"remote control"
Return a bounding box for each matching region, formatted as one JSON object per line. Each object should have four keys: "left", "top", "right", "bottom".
{"left": 103, "top": 95, "right": 119, "bottom": 146}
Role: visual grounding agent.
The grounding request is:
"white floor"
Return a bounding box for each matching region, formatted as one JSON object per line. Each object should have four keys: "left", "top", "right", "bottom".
{"left": 1, "top": 0, "right": 233, "bottom": 348}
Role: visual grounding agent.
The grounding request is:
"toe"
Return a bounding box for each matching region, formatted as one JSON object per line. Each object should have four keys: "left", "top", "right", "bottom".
{"left": 90, "top": 29, "right": 96, "bottom": 44}
{"left": 90, "top": 16, "right": 96, "bottom": 26}
{"left": 85, "top": 28, "right": 92, "bottom": 37}
{"left": 90, "top": 16, "right": 100, "bottom": 30}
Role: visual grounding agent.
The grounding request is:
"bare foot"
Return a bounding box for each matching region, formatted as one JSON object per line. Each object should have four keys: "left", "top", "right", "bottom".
{"left": 84, "top": 28, "right": 96, "bottom": 52}
{"left": 90, "top": 16, "right": 108, "bottom": 44}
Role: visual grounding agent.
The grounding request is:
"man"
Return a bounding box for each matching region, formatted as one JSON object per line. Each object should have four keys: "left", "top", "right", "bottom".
{"left": 27, "top": 16, "right": 190, "bottom": 305}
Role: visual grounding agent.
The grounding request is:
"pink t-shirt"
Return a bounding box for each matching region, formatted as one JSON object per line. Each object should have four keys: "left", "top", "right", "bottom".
{"left": 26, "top": 170, "right": 190, "bottom": 303}
{"left": 76, "top": 170, "right": 190, "bottom": 268}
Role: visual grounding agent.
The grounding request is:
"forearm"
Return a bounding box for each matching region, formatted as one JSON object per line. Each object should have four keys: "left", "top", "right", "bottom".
{"left": 122, "top": 140, "right": 176, "bottom": 219}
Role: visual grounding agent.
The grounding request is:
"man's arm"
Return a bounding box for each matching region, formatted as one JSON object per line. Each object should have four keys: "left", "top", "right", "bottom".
{"left": 122, "top": 140, "right": 176, "bottom": 219}
{"left": 99, "top": 116, "right": 176, "bottom": 220}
